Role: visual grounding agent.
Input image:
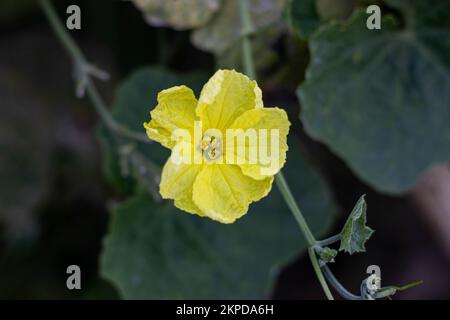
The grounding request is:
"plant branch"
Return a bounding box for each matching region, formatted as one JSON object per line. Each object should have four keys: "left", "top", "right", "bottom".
{"left": 39, "top": 0, "right": 150, "bottom": 144}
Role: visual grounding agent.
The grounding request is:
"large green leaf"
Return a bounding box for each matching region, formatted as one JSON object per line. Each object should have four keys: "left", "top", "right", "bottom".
{"left": 100, "top": 138, "right": 336, "bottom": 299}
{"left": 98, "top": 67, "right": 207, "bottom": 194}
{"left": 299, "top": 0, "right": 450, "bottom": 193}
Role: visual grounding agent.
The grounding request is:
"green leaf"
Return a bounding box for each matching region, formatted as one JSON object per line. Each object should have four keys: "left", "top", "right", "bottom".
{"left": 298, "top": 0, "right": 450, "bottom": 193}
{"left": 285, "top": 0, "right": 321, "bottom": 39}
{"left": 130, "top": 0, "right": 221, "bottom": 30}
{"left": 339, "top": 195, "right": 374, "bottom": 254}
{"left": 100, "top": 138, "right": 336, "bottom": 299}
{"left": 98, "top": 67, "right": 207, "bottom": 194}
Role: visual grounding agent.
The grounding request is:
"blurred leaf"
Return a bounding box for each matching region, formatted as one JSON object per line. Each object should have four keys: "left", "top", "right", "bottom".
{"left": 130, "top": 0, "right": 221, "bottom": 30}
{"left": 191, "top": 0, "right": 285, "bottom": 56}
{"left": 285, "top": 0, "right": 321, "bottom": 39}
{"left": 98, "top": 67, "right": 207, "bottom": 194}
{"left": 339, "top": 195, "right": 373, "bottom": 254}
{"left": 299, "top": 0, "right": 450, "bottom": 193}
{"left": 100, "top": 138, "right": 336, "bottom": 299}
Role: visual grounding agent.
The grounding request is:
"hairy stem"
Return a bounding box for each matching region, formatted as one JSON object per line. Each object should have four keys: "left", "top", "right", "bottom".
{"left": 238, "top": 0, "right": 334, "bottom": 300}
{"left": 39, "top": 0, "right": 150, "bottom": 144}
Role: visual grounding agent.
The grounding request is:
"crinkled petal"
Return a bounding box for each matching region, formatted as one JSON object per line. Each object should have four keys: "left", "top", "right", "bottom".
{"left": 160, "top": 153, "right": 204, "bottom": 216}
{"left": 144, "top": 85, "right": 198, "bottom": 149}
{"left": 196, "top": 69, "right": 263, "bottom": 130}
{"left": 228, "top": 107, "right": 290, "bottom": 180}
{"left": 192, "top": 165, "right": 273, "bottom": 223}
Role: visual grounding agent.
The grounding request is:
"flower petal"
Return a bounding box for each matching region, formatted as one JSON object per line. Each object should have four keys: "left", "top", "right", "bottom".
{"left": 196, "top": 69, "right": 263, "bottom": 130}
{"left": 144, "top": 85, "right": 198, "bottom": 149}
{"left": 228, "top": 107, "right": 290, "bottom": 180}
{"left": 160, "top": 154, "right": 204, "bottom": 217}
{"left": 192, "top": 165, "right": 273, "bottom": 223}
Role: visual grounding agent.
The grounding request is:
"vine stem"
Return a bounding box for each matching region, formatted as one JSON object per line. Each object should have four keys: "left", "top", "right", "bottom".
{"left": 238, "top": 0, "right": 333, "bottom": 300}
{"left": 38, "top": 0, "right": 150, "bottom": 144}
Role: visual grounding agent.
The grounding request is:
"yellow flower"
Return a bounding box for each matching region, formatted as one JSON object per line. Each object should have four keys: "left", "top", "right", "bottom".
{"left": 144, "top": 69, "right": 290, "bottom": 223}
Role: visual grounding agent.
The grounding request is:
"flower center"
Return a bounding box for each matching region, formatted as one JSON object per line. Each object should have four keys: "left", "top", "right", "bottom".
{"left": 201, "top": 134, "right": 222, "bottom": 161}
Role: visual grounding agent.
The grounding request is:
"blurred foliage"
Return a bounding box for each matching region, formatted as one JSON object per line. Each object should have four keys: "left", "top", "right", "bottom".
{"left": 298, "top": 0, "right": 450, "bottom": 193}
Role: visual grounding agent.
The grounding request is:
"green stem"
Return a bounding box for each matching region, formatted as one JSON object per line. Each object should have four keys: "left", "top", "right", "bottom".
{"left": 39, "top": 0, "right": 150, "bottom": 144}
{"left": 238, "top": 0, "right": 333, "bottom": 300}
